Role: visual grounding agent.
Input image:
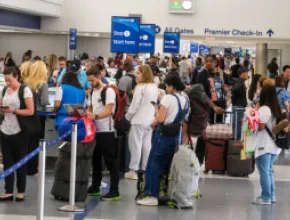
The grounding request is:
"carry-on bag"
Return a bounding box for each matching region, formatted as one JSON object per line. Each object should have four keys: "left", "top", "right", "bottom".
{"left": 227, "top": 108, "right": 255, "bottom": 177}
{"left": 205, "top": 113, "right": 233, "bottom": 140}
{"left": 51, "top": 141, "right": 95, "bottom": 202}
{"left": 168, "top": 144, "right": 201, "bottom": 209}
{"left": 205, "top": 139, "right": 227, "bottom": 173}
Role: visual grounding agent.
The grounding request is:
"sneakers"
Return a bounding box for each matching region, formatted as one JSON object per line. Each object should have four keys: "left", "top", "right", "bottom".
{"left": 87, "top": 186, "right": 102, "bottom": 196}
{"left": 137, "top": 196, "right": 158, "bottom": 206}
{"left": 125, "top": 170, "right": 138, "bottom": 180}
{"left": 271, "top": 197, "right": 277, "bottom": 203}
{"left": 101, "top": 191, "right": 121, "bottom": 201}
{"left": 252, "top": 197, "right": 271, "bottom": 205}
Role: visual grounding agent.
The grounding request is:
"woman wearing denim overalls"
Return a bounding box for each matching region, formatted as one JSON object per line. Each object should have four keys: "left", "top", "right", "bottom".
{"left": 137, "top": 74, "right": 189, "bottom": 206}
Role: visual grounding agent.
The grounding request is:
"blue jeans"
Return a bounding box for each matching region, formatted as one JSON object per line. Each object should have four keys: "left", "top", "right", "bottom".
{"left": 145, "top": 125, "right": 179, "bottom": 198}
{"left": 232, "top": 106, "right": 245, "bottom": 140}
{"left": 256, "top": 153, "right": 278, "bottom": 202}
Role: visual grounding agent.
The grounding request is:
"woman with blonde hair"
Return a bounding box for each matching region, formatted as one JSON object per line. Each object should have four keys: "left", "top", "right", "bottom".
{"left": 19, "top": 61, "right": 33, "bottom": 82}
{"left": 124, "top": 64, "right": 159, "bottom": 180}
{"left": 46, "top": 54, "right": 59, "bottom": 87}
{"left": 24, "top": 61, "right": 50, "bottom": 175}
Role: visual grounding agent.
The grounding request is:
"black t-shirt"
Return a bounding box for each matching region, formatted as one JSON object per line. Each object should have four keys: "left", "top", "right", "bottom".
{"left": 232, "top": 78, "right": 247, "bottom": 107}
{"left": 196, "top": 69, "right": 232, "bottom": 98}
{"left": 268, "top": 63, "right": 279, "bottom": 74}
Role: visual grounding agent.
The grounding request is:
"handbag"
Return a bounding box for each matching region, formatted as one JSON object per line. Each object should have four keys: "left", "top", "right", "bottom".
{"left": 265, "top": 126, "right": 290, "bottom": 150}
{"left": 160, "top": 95, "right": 189, "bottom": 137}
{"left": 16, "top": 85, "right": 41, "bottom": 135}
{"left": 115, "top": 116, "right": 131, "bottom": 135}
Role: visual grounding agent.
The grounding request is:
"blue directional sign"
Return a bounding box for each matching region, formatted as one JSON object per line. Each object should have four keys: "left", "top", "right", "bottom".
{"left": 155, "top": 25, "right": 161, "bottom": 34}
{"left": 69, "top": 28, "right": 77, "bottom": 50}
{"left": 190, "top": 43, "right": 199, "bottom": 53}
{"left": 163, "top": 32, "right": 180, "bottom": 53}
{"left": 111, "top": 16, "right": 140, "bottom": 53}
{"left": 267, "top": 29, "right": 274, "bottom": 37}
{"left": 199, "top": 44, "right": 209, "bottom": 54}
{"left": 139, "top": 24, "right": 156, "bottom": 53}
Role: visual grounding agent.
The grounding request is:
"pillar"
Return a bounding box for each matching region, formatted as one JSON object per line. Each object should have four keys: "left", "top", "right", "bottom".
{"left": 256, "top": 43, "right": 268, "bottom": 76}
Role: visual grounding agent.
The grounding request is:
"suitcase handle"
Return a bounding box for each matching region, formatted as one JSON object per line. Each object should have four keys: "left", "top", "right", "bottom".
{"left": 206, "top": 140, "right": 225, "bottom": 147}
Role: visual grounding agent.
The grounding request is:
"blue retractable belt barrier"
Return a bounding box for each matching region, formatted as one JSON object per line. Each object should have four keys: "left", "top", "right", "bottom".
{"left": 37, "top": 112, "right": 56, "bottom": 117}
{"left": 0, "top": 130, "right": 71, "bottom": 180}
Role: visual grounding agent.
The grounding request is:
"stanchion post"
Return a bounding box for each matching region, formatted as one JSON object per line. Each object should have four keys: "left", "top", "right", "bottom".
{"left": 58, "top": 122, "right": 84, "bottom": 212}
{"left": 37, "top": 140, "right": 46, "bottom": 220}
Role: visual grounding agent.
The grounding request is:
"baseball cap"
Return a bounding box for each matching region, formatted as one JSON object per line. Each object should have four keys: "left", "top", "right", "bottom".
{"left": 70, "top": 59, "right": 81, "bottom": 71}
{"left": 238, "top": 66, "right": 248, "bottom": 76}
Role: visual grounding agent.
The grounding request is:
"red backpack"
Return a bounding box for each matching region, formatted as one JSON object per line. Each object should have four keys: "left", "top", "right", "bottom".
{"left": 99, "top": 85, "right": 127, "bottom": 130}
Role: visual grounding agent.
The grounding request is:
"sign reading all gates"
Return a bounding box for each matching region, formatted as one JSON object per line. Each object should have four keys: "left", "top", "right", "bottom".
{"left": 163, "top": 32, "right": 180, "bottom": 53}
{"left": 139, "top": 24, "right": 156, "bottom": 53}
{"left": 111, "top": 16, "right": 140, "bottom": 53}
{"left": 69, "top": 28, "right": 77, "bottom": 50}
{"left": 190, "top": 42, "right": 198, "bottom": 53}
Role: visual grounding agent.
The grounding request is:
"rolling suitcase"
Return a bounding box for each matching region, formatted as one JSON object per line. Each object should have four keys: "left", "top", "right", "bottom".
{"left": 205, "top": 139, "right": 227, "bottom": 173}
{"left": 227, "top": 108, "right": 255, "bottom": 177}
{"left": 205, "top": 113, "right": 232, "bottom": 174}
{"left": 51, "top": 141, "right": 95, "bottom": 202}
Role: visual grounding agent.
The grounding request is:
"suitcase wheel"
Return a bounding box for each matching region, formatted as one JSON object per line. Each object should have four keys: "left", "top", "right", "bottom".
{"left": 204, "top": 169, "right": 209, "bottom": 174}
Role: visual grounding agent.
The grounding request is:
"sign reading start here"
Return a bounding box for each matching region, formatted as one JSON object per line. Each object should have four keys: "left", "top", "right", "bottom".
{"left": 111, "top": 16, "right": 140, "bottom": 53}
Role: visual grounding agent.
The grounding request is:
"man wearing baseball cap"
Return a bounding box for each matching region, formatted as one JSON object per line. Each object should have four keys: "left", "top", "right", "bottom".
{"left": 58, "top": 59, "right": 91, "bottom": 90}
{"left": 232, "top": 66, "right": 249, "bottom": 140}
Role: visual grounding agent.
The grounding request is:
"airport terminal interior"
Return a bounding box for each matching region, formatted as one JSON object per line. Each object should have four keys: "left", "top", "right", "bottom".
{"left": 0, "top": 0, "right": 290, "bottom": 219}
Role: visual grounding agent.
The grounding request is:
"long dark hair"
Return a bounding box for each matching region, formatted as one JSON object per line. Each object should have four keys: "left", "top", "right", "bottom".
{"left": 259, "top": 85, "right": 283, "bottom": 121}
{"left": 248, "top": 74, "right": 262, "bottom": 101}
{"left": 61, "top": 71, "right": 82, "bottom": 89}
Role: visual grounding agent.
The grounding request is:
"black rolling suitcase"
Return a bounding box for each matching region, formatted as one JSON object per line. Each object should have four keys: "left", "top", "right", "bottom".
{"left": 227, "top": 108, "right": 254, "bottom": 177}
{"left": 51, "top": 141, "right": 95, "bottom": 202}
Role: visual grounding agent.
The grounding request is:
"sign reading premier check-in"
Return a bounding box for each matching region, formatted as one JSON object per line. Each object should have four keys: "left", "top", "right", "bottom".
{"left": 111, "top": 16, "right": 140, "bottom": 53}
{"left": 163, "top": 32, "right": 180, "bottom": 53}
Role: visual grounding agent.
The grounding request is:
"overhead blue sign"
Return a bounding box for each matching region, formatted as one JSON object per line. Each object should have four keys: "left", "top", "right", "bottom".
{"left": 139, "top": 24, "right": 156, "bottom": 53}
{"left": 163, "top": 32, "right": 180, "bottom": 53}
{"left": 199, "top": 45, "right": 209, "bottom": 54}
{"left": 111, "top": 16, "right": 140, "bottom": 53}
{"left": 69, "top": 28, "right": 77, "bottom": 50}
{"left": 190, "top": 43, "right": 199, "bottom": 53}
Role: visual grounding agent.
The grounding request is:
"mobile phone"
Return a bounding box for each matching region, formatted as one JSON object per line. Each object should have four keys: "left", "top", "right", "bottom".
{"left": 150, "top": 101, "right": 157, "bottom": 106}
{"left": 0, "top": 105, "right": 9, "bottom": 109}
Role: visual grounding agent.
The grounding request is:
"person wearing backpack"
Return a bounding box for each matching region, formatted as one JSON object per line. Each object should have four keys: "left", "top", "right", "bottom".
{"left": 118, "top": 58, "right": 136, "bottom": 110}
{"left": 0, "top": 67, "right": 34, "bottom": 202}
{"left": 252, "top": 85, "right": 282, "bottom": 205}
{"left": 85, "top": 66, "right": 121, "bottom": 201}
{"left": 137, "top": 74, "right": 189, "bottom": 206}
{"left": 274, "top": 75, "right": 290, "bottom": 113}
{"left": 124, "top": 65, "right": 158, "bottom": 180}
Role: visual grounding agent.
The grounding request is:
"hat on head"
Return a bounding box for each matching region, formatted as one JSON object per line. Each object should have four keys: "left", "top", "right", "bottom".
{"left": 70, "top": 59, "right": 81, "bottom": 71}
{"left": 238, "top": 66, "right": 248, "bottom": 76}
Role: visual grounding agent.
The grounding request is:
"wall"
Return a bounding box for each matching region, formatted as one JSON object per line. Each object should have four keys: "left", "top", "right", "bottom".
{"left": 42, "top": 0, "right": 290, "bottom": 39}
{"left": 76, "top": 37, "right": 113, "bottom": 59}
{"left": 0, "top": 0, "right": 62, "bottom": 17}
{"left": 0, "top": 33, "right": 67, "bottom": 64}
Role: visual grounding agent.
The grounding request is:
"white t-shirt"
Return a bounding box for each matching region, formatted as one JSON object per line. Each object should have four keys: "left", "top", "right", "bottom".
{"left": 153, "top": 76, "right": 160, "bottom": 86}
{"left": 54, "top": 87, "right": 63, "bottom": 101}
{"left": 161, "top": 93, "right": 189, "bottom": 124}
{"left": 1, "top": 87, "right": 33, "bottom": 135}
{"left": 92, "top": 87, "right": 116, "bottom": 132}
{"left": 254, "top": 106, "right": 281, "bottom": 158}
{"left": 125, "top": 83, "right": 158, "bottom": 125}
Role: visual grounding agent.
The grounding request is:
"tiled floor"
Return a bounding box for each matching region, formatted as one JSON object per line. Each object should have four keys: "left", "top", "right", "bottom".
{"left": 0, "top": 161, "right": 289, "bottom": 220}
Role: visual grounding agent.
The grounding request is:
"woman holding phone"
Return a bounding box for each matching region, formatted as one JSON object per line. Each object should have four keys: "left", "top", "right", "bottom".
{"left": 0, "top": 67, "right": 34, "bottom": 201}
{"left": 124, "top": 65, "right": 158, "bottom": 180}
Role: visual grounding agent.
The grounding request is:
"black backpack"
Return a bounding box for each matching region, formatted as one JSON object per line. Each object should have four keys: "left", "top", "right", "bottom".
{"left": 2, "top": 85, "right": 41, "bottom": 135}
{"left": 186, "top": 84, "right": 209, "bottom": 136}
